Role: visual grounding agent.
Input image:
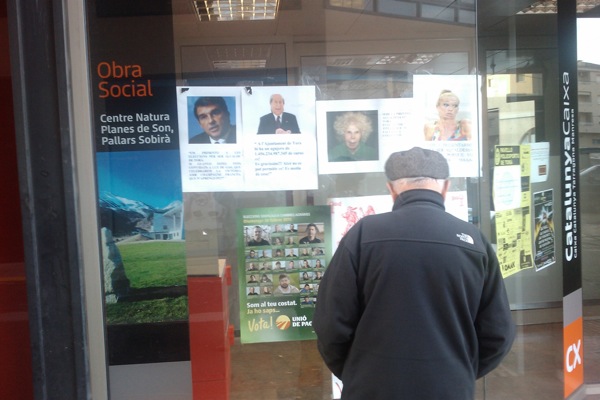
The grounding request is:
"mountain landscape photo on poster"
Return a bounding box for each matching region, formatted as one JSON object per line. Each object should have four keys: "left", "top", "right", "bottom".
{"left": 96, "top": 150, "right": 187, "bottom": 326}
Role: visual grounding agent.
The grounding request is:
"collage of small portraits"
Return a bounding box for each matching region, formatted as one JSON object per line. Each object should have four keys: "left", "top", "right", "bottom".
{"left": 244, "top": 223, "right": 326, "bottom": 306}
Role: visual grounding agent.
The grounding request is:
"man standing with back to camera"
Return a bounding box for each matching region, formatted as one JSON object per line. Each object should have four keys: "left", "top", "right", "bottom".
{"left": 313, "top": 147, "right": 515, "bottom": 399}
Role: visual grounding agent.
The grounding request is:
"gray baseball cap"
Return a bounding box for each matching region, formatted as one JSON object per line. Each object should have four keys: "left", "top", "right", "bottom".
{"left": 385, "top": 147, "right": 449, "bottom": 181}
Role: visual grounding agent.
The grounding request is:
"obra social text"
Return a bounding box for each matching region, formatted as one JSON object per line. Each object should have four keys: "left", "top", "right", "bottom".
{"left": 96, "top": 61, "right": 153, "bottom": 99}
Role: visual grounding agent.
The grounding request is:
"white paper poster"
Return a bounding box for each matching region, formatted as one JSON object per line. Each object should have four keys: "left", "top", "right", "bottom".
{"left": 316, "top": 98, "right": 417, "bottom": 175}
{"left": 177, "top": 86, "right": 318, "bottom": 192}
{"left": 530, "top": 142, "right": 550, "bottom": 183}
{"left": 328, "top": 195, "right": 393, "bottom": 249}
{"left": 413, "top": 75, "right": 480, "bottom": 177}
{"left": 242, "top": 86, "right": 317, "bottom": 190}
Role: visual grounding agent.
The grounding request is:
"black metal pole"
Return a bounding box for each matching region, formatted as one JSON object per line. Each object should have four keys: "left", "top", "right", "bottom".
{"left": 7, "top": 0, "right": 90, "bottom": 398}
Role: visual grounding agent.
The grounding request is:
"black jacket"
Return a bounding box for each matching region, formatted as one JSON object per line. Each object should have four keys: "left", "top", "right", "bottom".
{"left": 313, "top": 189, "right": 515, "bottom": 399}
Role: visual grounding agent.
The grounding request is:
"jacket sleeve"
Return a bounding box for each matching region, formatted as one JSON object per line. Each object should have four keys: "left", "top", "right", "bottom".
{"left": 313, "top": 242, "right": 361, "bottom": 379}
{"left": 475, "top": 240, "right": 516, "bottom": 378}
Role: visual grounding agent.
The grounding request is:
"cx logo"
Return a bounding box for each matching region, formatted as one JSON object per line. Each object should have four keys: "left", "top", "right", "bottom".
{"left": 565, "top": 339, "right": 582, "bottom": 373}
{"left": 564, "top": 316, "right": 583, "bottom": 397}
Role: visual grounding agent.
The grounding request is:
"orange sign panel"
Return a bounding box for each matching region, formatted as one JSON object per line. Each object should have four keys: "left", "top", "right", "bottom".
{"left": 564, "top": 317, "right": 583, "bottom": 398}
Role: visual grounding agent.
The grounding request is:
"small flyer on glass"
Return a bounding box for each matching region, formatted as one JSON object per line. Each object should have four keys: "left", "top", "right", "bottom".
{"left": 241, "top": 86, "right": 318, "bottom": 190}
{"left": 533, "top": 189, "right": 556, "bottom": 271}
{"left": 177, "top": 87, "right": 244, "bottom": 192}
{"left": 237, "top": 206, "right": 332, "bottom": 344}
{"left": 316, "top": 98, "right": 417, "bottom": 175}
{"left": 493, "top": 145, "right": 534, "bottom": 278}
{"left": 413, "top": 74, "right": 480, "bottom": 178}
{"left": 328, "top": 195, "right": 392, "bottom": 250}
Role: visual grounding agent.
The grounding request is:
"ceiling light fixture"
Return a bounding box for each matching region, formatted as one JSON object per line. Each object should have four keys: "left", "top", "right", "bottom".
{"left": 192, "top": 0, "right": 280, "bottom": 22}
{"left": 518, "top": 0, "right": 600, "bottom": 14}
{"left": 213, "top": 59, "right": 267, "bottom": 69}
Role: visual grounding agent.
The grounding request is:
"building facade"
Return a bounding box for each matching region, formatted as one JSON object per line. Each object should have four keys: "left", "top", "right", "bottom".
{"left": 2, "top": 0, "right": 600, "bottom": 399}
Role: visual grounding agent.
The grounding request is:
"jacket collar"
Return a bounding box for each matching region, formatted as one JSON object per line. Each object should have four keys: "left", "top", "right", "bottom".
{"left": 392, "top": 189, "right": 445, "bottom": 211}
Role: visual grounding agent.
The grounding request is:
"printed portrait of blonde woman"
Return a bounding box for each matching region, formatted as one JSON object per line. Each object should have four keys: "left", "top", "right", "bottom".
{"left": 424, "top": 90, "right": 472, "bottom": 141}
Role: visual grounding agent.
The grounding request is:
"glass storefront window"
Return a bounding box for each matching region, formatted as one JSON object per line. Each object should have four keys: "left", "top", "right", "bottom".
{"left": 78, "top": 1, "right": 591, "bottom": 398}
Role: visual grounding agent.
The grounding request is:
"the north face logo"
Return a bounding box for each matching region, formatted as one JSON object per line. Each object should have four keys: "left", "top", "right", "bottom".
{"left": 457, "top": 233, "right": 474, "bottom": 244}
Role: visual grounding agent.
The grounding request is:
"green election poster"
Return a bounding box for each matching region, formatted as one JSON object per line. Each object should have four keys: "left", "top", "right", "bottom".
{"left": 237, "top": 206, "right": 332, "bottom": 344}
